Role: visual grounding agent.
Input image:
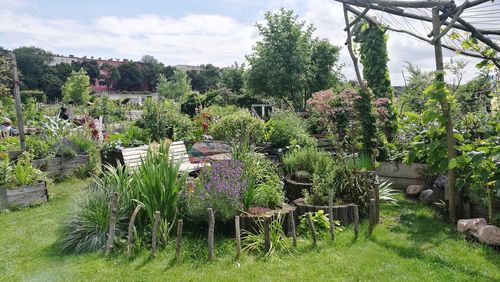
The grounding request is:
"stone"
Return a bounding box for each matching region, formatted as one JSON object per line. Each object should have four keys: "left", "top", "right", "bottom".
{"left": 457, "top": 218, "right": 487, "bottom": 233}
{"left": 472, "top": 225, "right": 500, "bottom": 246}
{"left": 419, "top": 189, "right": 434, "bottom": 204}
{"left": 406, "top": 185, "right": 424, "bottom": 197}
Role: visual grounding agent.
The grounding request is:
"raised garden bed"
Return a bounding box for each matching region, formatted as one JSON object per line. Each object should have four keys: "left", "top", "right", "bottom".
{"left": 293, "top": 198, "right": 355, "bottom": 226}
{"left": 32, "top": 155, "right": 90, "bottom": 177}
{"left": 239, "top": 204, "right": 296, "bottom": 235}
{"left": 376, "top": 161, "right": 426, "bottom": 190}
{"left": 0, "top": 182, "right": 48, "bottom": 210}
{"left": 284, "top": 176, "right": 312, "bottom": 202}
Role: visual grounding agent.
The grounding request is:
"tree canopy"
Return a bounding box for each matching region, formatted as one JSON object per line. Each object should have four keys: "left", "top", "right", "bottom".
{"left": 156, "top": 69, "right": 191, "bottom": 102}
{"left": 117, "top": 62, "right": 144, "bottom": 91}
{"left": 62, "top": 69, "right": 91, "bottom": 105}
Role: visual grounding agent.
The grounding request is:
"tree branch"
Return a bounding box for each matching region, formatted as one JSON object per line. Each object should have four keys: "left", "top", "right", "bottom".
{"left": 431, "top": 1, "right": 468, "bottom": 43}
{"left": 344, "top": 7, "right": 370, "bottom": 31}
{"left": 343, "top": 4, "right": 366, "bottom": 89}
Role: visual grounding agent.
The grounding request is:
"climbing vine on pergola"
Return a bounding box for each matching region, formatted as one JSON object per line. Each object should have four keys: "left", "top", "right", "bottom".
{"left": 335, "top": 0, "right": 499, "bottom": 222}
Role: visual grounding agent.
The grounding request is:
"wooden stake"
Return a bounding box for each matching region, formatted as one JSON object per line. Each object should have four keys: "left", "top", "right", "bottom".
{"left": 328, "top": 193, "right": 335, "bottom": 241}
{"left": 127, "top": 205, "right": 142, "bottom": 257}
{"left": 151, "top": 211, "right": 161, "bottom": 257}
{"left": 264, "top": 217, "right": 271, "bottom": 252}
{"left": 235, "top": 216, "right": 241, "bottom": 261}
{"left": 105, "top": 192, "right": 118, "bottom": 256}
{"left": 207, "top": 208, "right": 215, "bottom": 261}
{"left": 353, "top": 204, "right": 359, "bottom": 240}
{"left": 289, "top": 210, "right": 297, "bottom": 247}
{"left": 175, "top": 219, "right": 183, "bottom": 261}
{"left": 9, "top": 53, "right": 26, "bottom": 152}
{"left": 306, "top": 213, "right": 317, "bottom": 247}
{"left": 432, "top": 7, "right": 458, "bottom": 222}
{"left": 368, "top": 199, "right": 376, "bottom": 236}
{"left": 374, "top": 175, "right": 380, "bottom": 223}
{"left": 0, "top": 186, "right": 7, "bottom": 210}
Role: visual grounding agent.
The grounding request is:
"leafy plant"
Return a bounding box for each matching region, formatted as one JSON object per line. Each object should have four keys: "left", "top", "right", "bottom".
{"left": 5, "top": 152, "right": 45, "bottom": 188}
{"left": 265, "top": 111, "right": 316, "bottom": 149}
{"left": 298, "top": 210, "right": 342, "bottom": 237}
{"left": 282, "top": 146, "right": 331, "bottom": 178}
{"left": 241, "top": 213, "right": 293, "bottom": 257}
{"left": 25, "top": 135, "right": 51, "bottom": 159}
{"left": 132, "top": 144, "right": 187, "bottom": 238}
{"left": 376, "top": 176, "right": 398, "bottom": 205}
{"left": 252, "top": 184, "right": 283, "bottom": 209}
{"left": 210, "top": 110, "right": 265, "bottom": 146}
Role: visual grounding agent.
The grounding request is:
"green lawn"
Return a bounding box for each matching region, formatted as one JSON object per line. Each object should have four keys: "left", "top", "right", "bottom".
{"left": 0, "top": 179, "right": 499, "bottom": 282}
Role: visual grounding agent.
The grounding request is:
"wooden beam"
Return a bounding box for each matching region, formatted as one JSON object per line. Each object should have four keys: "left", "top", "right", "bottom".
{"left": 344, "top": 7, "right": 370, "bottom": 31}
{"left": 456, "top": 17, "right": 500, "bottom": 53}
{"left": 345, "top": 5, "right": 500, "bottom": 68}
{"left": 343, "top": 4, "right": 366, "bottom": 89}
{"left": 360, "top": 0, "right": 453, "bottom": 8}
{"left": 9, "top": 53, "right": 26, "bottom": 152}
{"left": 334, "top": 0, "right": 500, "bottom": 35}
{"left": 431, "top": 1, "right": 468, "bottom": 44}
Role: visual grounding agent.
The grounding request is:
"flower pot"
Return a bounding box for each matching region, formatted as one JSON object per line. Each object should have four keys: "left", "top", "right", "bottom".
{"left": 293, "top": 198, "right": 355, "bottom": 226}
{"left": 284, "top": 176, "right": 312, "bottom": 202}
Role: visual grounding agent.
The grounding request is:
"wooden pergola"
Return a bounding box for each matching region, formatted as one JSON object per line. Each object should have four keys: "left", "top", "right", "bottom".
{"left": 336, "top": 0, "right": 499, "bottom": 221}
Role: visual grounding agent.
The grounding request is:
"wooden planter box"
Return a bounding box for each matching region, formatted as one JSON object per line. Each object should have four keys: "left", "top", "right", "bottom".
{"left": 32, "top": 155, "right": 90, "bottom": 177}
{"left": 0, "top": 182, "right": 48, "bottom": 210}
{"left": 293, "top": 198, "right": 355, "bottom": 226}
{"left": 239, "top": 204, "right": 296, "bottom": 235}
{"left": 376, "top": 161, "right": 427, "bottom": 190}
{"left": 284, "top": 176, "right": 312, "bottom": 202}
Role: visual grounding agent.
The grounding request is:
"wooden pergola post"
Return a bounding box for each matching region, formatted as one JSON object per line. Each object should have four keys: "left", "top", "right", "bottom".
{"left": 9, "top": 53, "right": 26, "bottom": 152}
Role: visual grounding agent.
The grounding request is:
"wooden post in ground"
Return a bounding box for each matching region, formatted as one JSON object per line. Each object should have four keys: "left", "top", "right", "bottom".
{"left": 0, "top": 186, "right": 7, "bottom": 210}
{"left": 105, "top": 192, "right": 118, "bottom": 256}
{"left": 151, "top": 211, "right": 161, "bottom": 257}
{"left": 432, "top": 7, "right": 458, "bottom": 222}
{"left": 127, "top": 205, "right": 142, "bottom": 257}
{"left": 264, "top": 217, "right": 271, "bottom": 252}
{"left": 289, "top": 210, "right": 297, "bottom": 247}
{"left": 306, "top": 213, "right": 317, "bottom": 247}
{"left": 235, "top": 216, "right": 241, "bottom": 261}
{"left": 328, "top": 193, "right": 335, "bottom": 241}
{"left": 9, "top": 53, "right": 26, "bottom": 152}
{"left": 374, "top": 175, "right": 380, "bottom": 223}
{"left": 207, "top": 208, "right": 215, "bottom": 261}
{"left": 353, "top": 204, "right": 359, "bottom": 240}
{"left": 368, "top": 199, "right": 376, "bottom": 236}
{"left": 175, "top": 219, "right": 183, "bottom": 260}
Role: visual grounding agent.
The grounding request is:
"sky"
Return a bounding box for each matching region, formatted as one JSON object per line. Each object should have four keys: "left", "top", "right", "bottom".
{"left": 0, "top": 0, "right": 491, "bottom": 85}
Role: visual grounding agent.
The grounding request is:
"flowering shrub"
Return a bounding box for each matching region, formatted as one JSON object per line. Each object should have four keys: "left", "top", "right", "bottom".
{"left": 307, "top": 89, "right": 359, "bottom": 138}
{"left": 180, "top": 160, "right": 247, "bottom": 224}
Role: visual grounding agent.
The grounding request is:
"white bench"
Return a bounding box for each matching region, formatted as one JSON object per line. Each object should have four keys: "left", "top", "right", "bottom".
{"left": 121, "top": 142, "right": 207, "bottom": 173}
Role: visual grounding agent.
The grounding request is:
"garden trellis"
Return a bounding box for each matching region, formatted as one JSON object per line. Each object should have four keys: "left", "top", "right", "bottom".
{"left": 336, "top": 0, "right": 499, "bottom": 221}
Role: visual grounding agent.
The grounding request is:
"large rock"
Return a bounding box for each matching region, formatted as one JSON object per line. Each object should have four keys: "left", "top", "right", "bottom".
{"left": 406, "top": 185, "right": 424, "bottom": 197}
{"left": 472, "top": 225, "right": 500, "bottom": 246}
{"left": 457, "top": 218, "right": 487, "bottom": 233}
{"left": 419, "top": 189, "right": 434, "bottom": 204}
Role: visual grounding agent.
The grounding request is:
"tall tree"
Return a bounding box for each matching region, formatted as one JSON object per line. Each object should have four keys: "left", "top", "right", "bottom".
{"left": 156, "top": 70, "right": 191, "bottom": 102}
{"left": 309, "top": 39, "right": 341, "bottom": 94}
{"left": 71, "top": 60, "right": 99, "bottom": 84}
{"left": 187, "top": 64, "right": 220, "bottom": 93}
{"left": 62, "top": 69, "right": 91, "bottom": 105}
{"left": 220, "top": 62, "right": 245, "bottom": 95}
{"left": 117, "top": 62, "right": 143, "bottom": 91}
{"left": 353, "top": 20, "right": 396, "bottom": 140}
{"left": 99, "top": 63, "right": 121, "bottom": 93}
{"left": 13, "top": 46, "right": 53, "bottom": 89}
{"left": 0, "top": 49, "right": 13, "bottom": 97}
{"left": 141, "top": 55, "right": 165, "bottom": 91}
{"left": 246, "top": 9, "right": 314, "bottom": 111}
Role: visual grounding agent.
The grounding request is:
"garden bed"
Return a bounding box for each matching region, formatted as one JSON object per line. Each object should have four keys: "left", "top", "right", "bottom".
{"left": 376, "top": 161, "right": 426, "bottom": 190}
{"left": 284, "top": 176, "right": 312, "bottom": 202}
{"left": 32, "top": 155, "right": 90, "bottom": 177}
{"left": 0, "top": 182, "right": 48, "bottom": 209}
{"left": 239, "top": 204, "right": 296, "bottom": 235}
{"left": 293, "top": 198, "right": 355, "bottom": 226}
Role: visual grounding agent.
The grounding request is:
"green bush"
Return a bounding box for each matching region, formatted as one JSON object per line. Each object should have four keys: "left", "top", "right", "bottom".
{"left": 26, "top": 135, "right": 51, "bottom": 159}
{"left": 210, "top": 110, "right": 265, "bottom": 145}
{"left": 252, "top": 184, "right": 283, "bottom": 209}
{"left": 5, "top": 152, "right": 45, "bottom": 188}
{"left": 282, "top": 147, "right": 331, "bottom": 178}
{"left": 265, "top": 111, "right": 316, "bottom": 149}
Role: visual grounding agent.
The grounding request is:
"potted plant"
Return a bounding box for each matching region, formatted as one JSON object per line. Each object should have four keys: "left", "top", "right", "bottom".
{"left": 282, "top": 147, "right": 331, "bottom": 202}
